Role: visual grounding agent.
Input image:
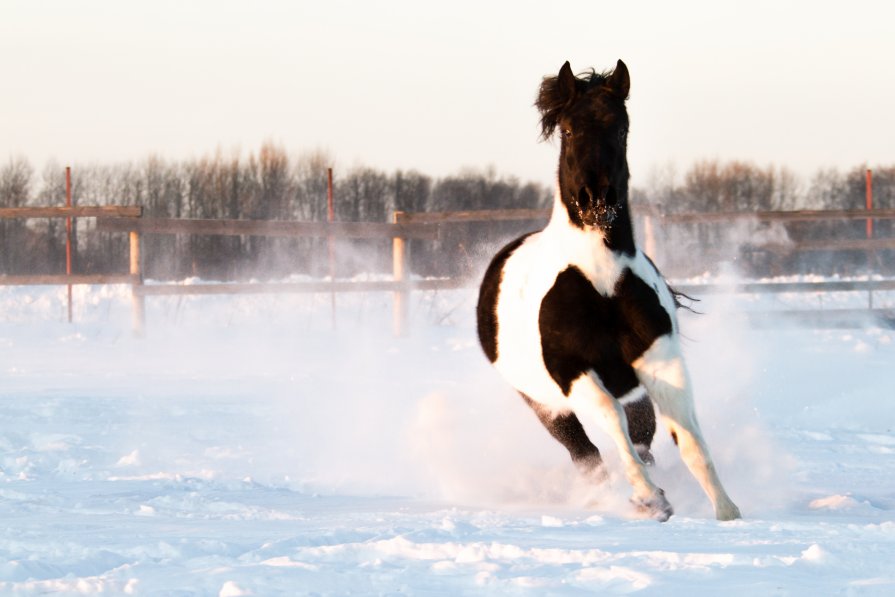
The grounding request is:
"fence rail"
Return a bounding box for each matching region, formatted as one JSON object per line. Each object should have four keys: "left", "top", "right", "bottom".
{"left": 0, "top": 274, "right": 139, "bottom": 286}
{"left": 395, "top": 208, "right": 550, "bottom": 224}
{"left": 756, "top": 238, "right": 895, "bottom": 252}
{"left": 673, "top": 279, "right": 895, "bottom": 294}
{"left": 0, "top": 206, "right": 142, "bottom": 218}
{"left": 97, "top": 216, "right": 438, "bottom": 239}
{"left": 394, "top": 206, "right": 895, "bottom": 224}
{"left": 653, "top": 207, "right": 895, "bottom": 223}
{"left": 133, "top": 278, "right": 462, "bottom": 297}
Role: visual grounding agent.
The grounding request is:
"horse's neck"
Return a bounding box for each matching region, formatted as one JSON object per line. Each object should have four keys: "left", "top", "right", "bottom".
{"left": 544, "top": 187, "right": 637, "bottom": 290}
{"left": 547, "top": 182, "right": 571, "bottom": 225}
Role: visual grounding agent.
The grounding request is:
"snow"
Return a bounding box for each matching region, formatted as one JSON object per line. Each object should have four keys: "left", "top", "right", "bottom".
{"left": 1, "top": 280, "right": 894, "bottom": 595}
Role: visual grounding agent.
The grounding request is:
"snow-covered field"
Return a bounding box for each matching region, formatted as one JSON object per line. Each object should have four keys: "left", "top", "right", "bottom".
{"left": 1, "top": 279, "right": 894, "bottom": 595}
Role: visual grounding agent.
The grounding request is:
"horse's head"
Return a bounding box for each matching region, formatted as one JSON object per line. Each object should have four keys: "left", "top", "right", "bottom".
{"left": 537, "top": 60, "right": 631, "bottom": 231}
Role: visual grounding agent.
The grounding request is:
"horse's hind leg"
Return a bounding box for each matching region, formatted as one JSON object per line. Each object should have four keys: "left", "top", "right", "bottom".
{"left": 520, "top": 393, "right": 606, "bottom": 480}
{"left": 622, "top": 391, "right": 657, "bottom": 465}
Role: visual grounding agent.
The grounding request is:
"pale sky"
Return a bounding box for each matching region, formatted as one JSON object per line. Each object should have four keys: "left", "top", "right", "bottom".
{"left": 2, "top": 0, "right": 894, "bottom": 188}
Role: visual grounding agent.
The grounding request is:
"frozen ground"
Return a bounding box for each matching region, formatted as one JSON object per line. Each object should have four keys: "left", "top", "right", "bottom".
{"left": 1, "top": 279, "right": 894, "bottom": 595}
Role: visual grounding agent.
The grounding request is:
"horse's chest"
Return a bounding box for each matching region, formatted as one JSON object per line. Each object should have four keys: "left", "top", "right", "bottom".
{"left": 537, "top": 265, "right": 672, "bottom": 397}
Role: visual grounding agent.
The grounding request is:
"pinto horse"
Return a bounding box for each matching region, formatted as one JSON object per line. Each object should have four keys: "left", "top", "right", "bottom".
{"left": 476, "top": 60, "right": 740, "bottom": 521}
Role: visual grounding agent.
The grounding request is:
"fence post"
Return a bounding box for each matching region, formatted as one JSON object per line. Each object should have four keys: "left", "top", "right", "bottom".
{"left": 642, "top": 213, "right": 657, "bottom": 262}
{"left": 327, "top": 167, "right": 336, "bottom": 330}
{"left": 65, "top": 166, "right": 73, "bottom": 323}
{"left": 866, "top": 168, "right": 874, "bottom": 309}
{"left": 130, "top": 229, "right": 145, "bottom": 336}
{"left": 866, "top": 169, "right": 873, "bottom": 239}
{"left": 392, "top": 211, "right": 409, "bottom": 337}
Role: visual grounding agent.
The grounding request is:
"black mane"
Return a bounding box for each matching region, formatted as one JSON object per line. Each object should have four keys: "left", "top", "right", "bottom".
{"left": 535, "top": 68, "right": 612, "bottom": 140}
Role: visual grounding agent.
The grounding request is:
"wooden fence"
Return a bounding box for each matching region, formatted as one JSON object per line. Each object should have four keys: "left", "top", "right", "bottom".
{"left": 0, "top": 205, "right": 145, "bottom": 328}
{"left": 2, "top": 204, "right": 895, "bottom": 334}
{"left": 642, "top": 207, "right": 895, "bottom": 262}
{"left": 0, "top": 206, "right": 439, "bottom": 335}
{"left": 398, "top": 206, "right": 895, "bottom": 257}
{"left": 396, "top": 206, "right": 895, "bottom": 328}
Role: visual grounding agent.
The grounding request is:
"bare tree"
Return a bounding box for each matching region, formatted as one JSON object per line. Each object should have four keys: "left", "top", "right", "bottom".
{"left": 392, "top": 170, "right": 431, "bottom": 214}
{"left": 289, "top": 150, "right": 334, "bottom": 275}
{"left": 681, "top": 160, "right": 723, "bottom": 213}
{"left": 770, "top": 165, "right": 802, "bottom": 211}
{"left": 870, "top": 165, "right": 895, "bottom": 240}
{"left": 806, "top": 167, "right": 846, "bottom": 210}
{"left": 0, "top": 157, "right": 34, "bottom": 273}
{"left": 337, "top": 167, "right": 392, "bottom": 222}
{"left": 292, "top": 149, "right": 333, "bottom": 222}
{"left": 0, "top": 156, "right": 32, "bottom": 208}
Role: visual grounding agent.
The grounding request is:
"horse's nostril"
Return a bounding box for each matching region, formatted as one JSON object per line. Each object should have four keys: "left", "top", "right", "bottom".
{"left": 578, "top": 186, "right": 592, "bottom": 205}
{"left": 604, "top": 186, "right": 616, "bottom": 205}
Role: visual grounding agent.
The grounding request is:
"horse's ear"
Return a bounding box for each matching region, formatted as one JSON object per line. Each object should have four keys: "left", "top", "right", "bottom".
{"left": 536, "top": 61, "right": 579, "bottom": 139}
{"left": 557, "top": 61, "right": 577, "bottom": 103}
{"left": 607, "top": 59, "right": 630, "bottom": 100}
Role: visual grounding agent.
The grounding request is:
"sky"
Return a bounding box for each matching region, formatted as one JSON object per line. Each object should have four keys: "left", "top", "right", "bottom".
{"left": 2, "top": 0, "right": 894, "bottom": 188}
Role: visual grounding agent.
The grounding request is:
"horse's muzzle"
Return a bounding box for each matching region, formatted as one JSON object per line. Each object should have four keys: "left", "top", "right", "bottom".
{"left": 574, "top": 185, "right": 618, "bottom": 229}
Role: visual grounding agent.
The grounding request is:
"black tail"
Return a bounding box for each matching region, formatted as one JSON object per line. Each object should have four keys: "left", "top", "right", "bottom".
{"left": 669, "top": 285, "right": 701, "bottom": 314}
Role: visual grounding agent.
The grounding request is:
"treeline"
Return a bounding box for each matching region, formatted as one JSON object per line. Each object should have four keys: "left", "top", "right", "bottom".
{"left": 0, "top": 144, "right": 551, "bottom": 279}
{"left": 636, "top": 159, "right": 894, "bottom": 212}
{"left": 2, "top": 147, "right": 893, "bottom": 279}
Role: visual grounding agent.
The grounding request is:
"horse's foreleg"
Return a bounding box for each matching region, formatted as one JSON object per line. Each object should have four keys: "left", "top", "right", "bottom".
{"left": 634, "top": 336, "right": 741, "bottom": 521}
{"left": 568, "top": 377, "right": 673, "bottom": 521}
{"left": 520, "top": 392, "right": 606, "bottom": 480}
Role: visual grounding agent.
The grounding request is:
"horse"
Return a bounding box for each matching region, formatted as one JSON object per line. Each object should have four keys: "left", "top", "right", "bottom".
{"left": 476, "top": 60, "right": 741, "bottom": 522}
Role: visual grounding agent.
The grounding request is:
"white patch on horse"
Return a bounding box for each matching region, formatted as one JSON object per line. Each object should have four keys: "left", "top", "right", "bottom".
{"left": 616, "top": 387, "right": 649, "bottom": 406}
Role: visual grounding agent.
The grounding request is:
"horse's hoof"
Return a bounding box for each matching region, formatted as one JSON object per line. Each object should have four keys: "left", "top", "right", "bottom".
{"left": 590, "top": 464, "right": 610, "bottom": 484}
{"left": 637, "top": 448, "right": 655, "bottom": 467}
{"left": 580, "top": 463, "right": 609, "bottom": 485}
{"left": 575, "top": 455, "right": 609, "bottom": 484}
{"left": 633, "top": 488, "right": 674, "bottom": 522}
{"left": 715, "top": 501, "right": 741, "bottom": 521}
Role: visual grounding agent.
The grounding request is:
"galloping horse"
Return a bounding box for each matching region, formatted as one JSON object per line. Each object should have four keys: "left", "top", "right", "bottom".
{"left": 476, "top": 60, "right": 740, "bottom": 521}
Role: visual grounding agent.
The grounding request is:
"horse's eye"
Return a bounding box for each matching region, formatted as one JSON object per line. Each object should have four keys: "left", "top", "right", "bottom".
{"left": 561, "top": 128, "right": 572, "bottom": 138}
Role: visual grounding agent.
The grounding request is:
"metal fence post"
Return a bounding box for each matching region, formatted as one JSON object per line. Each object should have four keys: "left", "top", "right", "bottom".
{"left": 866, "top": 168, "right": 874, "bottom": 309}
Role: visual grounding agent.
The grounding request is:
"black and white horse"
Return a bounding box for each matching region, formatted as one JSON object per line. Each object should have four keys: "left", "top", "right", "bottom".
{"left": 476, "top": 60, "right": 740, "bottom": 521}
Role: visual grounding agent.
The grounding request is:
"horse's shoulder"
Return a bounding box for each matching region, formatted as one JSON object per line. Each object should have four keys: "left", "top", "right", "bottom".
{"left": 476, "top": 232, "right": 537, "bottom": 362}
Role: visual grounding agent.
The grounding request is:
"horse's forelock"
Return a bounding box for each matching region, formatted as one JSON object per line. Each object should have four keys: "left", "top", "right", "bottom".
{"left": 535, "top": 74, "right": 569, "bottom": 139}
